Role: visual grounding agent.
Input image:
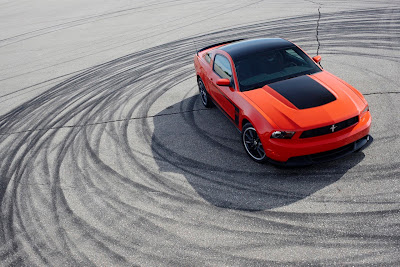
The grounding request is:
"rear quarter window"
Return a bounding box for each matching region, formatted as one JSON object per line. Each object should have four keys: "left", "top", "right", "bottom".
{"left": 213, "top": 54, "right": 232, "bottom": 79}
{"left": 204, "top": 53, "right": 212, "bottom": 63}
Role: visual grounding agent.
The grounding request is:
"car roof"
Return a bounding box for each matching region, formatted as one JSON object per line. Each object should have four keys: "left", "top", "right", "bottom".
{"left": 219, "top": 38, "right": 294, "bottom": 61}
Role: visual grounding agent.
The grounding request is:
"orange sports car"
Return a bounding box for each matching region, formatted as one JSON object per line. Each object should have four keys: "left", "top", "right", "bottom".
{"left": 193, "top": 38, "right": 372, "bottom": 165}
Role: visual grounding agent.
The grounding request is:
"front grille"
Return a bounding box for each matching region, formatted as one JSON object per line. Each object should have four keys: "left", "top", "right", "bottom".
{"left": 300, "top": 116, "right": 359, "bottom": 139}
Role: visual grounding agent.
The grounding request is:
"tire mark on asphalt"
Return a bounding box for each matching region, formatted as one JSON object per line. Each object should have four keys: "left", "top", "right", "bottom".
{"left": 0, "top": 7, "right": 399, "bottom": 265}
{"left": 0, "top": 0, "right": 199, "bottom": 46}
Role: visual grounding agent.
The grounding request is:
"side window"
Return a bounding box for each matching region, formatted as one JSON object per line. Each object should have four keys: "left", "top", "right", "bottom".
{"left": 204, "top": 53, "right": 211, "bottom": 63}
{"left": 285, "top": 48, "right": 307, "bottom": 64}
{"left": 213, "top": 54, "right": 232, "bottom": 79}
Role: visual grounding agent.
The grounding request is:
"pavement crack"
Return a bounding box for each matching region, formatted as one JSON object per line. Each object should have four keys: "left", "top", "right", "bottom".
{"left": 364, "top": 91, "right": 400, "bottom": 96}
{"left": 0, "top": 108, "right": 209, "bottom": 136}
{"left": 316, "top": 5, "right": 322, "bottom": 55}
{"left": 305, "top": 0, "right": 322, "bottom": 55}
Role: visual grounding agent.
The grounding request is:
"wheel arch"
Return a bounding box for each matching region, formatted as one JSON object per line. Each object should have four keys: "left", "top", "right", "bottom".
{"left": 240, "top": 117, "right": 251, "bottom": 132}
{"left": 240, "top": 111, "right": 274, "bottom": 138}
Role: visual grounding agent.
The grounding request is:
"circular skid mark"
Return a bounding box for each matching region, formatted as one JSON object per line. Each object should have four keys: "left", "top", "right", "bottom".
{"left": 151, "top": 95, "right": 367, "bottom": 211}
{"left": 0, "top": 7, "right": 399, "bottom": 265}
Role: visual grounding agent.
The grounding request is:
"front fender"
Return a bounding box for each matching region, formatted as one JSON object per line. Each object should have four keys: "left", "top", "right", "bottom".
{"left": 240, "top": 106, "right": 275, "bottom": 137}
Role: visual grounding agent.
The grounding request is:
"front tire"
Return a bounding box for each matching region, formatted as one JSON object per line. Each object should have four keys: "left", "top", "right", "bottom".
{"left": 198, "top": 78, "right": 212, "bottom": 108}
{"left": 241, "top": 123, "right": 266, "bottom": 163}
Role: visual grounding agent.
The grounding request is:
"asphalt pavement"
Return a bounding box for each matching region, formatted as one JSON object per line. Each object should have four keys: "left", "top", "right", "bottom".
{"left": 0, "top": 0, "right": 399, "bottom": 265}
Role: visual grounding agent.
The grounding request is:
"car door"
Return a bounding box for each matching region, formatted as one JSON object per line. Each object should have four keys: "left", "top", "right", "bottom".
{"left": 208, "top": 54, "right": 238, "bottom": 125}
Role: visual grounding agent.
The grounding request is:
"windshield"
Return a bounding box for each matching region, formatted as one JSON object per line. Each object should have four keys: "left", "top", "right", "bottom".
{"left": 234, "top": 46, "right": 321, "bottom": 91}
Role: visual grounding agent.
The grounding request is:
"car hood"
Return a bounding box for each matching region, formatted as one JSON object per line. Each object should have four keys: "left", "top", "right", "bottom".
{"left": 242, "top": 71, "right": 366, "bottom": 130}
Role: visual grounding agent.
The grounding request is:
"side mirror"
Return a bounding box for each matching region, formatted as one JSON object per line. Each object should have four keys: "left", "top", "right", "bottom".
{"left": 313, "top": 55, "right": 322, "bottom": 64}
{"left": 216, "top": 78, "right": 231, "bottom": 86}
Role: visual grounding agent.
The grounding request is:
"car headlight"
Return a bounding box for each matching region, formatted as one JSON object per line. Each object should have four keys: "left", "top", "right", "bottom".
{"left": 271, "top": 131, "right": 295, "bottom": 139}
{"left": 360, "top": 105, "right": 369, "bottom": 116}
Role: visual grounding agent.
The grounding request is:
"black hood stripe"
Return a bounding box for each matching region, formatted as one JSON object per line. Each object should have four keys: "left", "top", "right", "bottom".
{"left": 268, "top": 75, "right": 336, "bottom": 109}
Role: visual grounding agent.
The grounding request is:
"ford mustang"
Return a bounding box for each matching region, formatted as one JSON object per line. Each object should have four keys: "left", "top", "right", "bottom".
{"left": 193, "top": 38, "right": 372, "bottom": 165}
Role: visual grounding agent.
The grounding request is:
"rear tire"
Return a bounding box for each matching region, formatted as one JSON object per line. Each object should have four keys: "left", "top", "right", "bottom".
{"left": 241, "top": 123, "right": 267, "bottom": 163}
{"left": 198, "top": 78, "right": 212, "bottom": 108}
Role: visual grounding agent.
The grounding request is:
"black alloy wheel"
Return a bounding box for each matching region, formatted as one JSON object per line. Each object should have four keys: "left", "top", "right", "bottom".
{"left": 242, "top": 123, "right": 266, "bottom": 163}
{"left": 198, "top": 78, "right": 212, "bottom": 108}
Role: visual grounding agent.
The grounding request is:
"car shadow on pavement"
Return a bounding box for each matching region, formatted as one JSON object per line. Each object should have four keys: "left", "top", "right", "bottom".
{"left": 151, "top": 95, "right": 365, "bottom": 211}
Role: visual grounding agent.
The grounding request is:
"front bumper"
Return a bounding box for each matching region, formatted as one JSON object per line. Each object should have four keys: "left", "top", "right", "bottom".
{"left": 263, "top": 112, "right": 372, "bottom": 165}
{"left": 268, "top": 135, "right": 373, "bottom": 166}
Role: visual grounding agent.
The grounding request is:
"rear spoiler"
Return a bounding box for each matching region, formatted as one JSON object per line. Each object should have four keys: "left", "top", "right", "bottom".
{"left": 196, "top": 39, "right": 245, "bottom": 56}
